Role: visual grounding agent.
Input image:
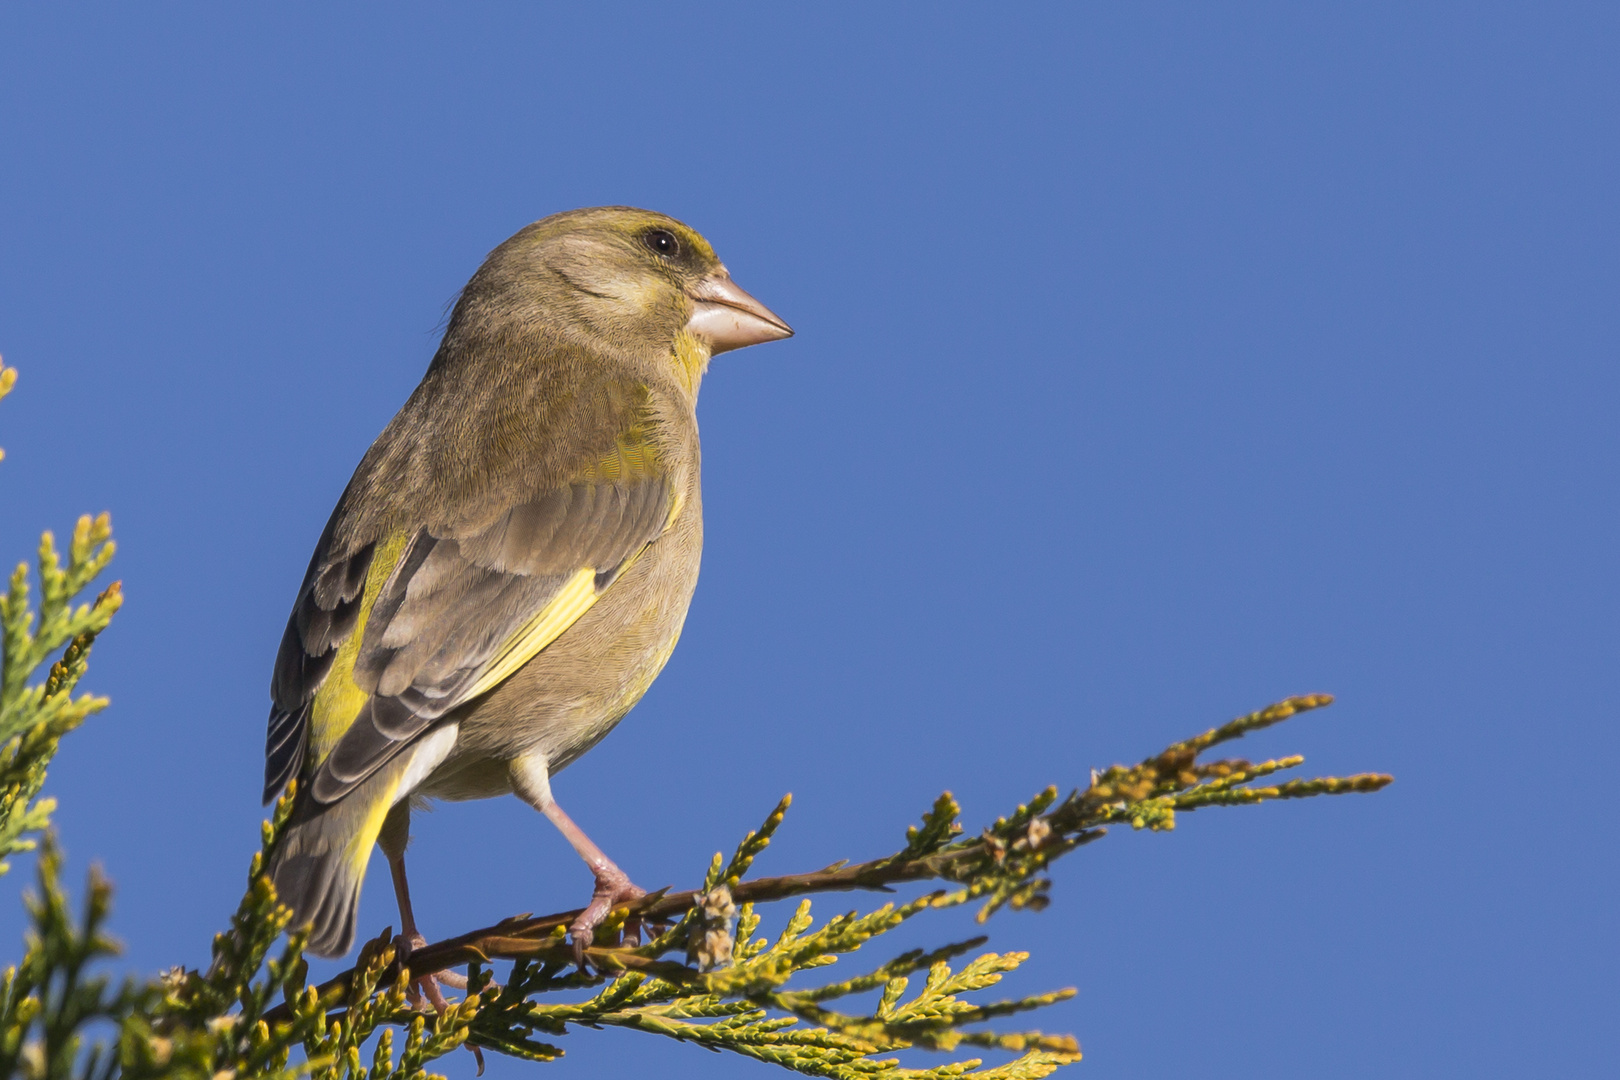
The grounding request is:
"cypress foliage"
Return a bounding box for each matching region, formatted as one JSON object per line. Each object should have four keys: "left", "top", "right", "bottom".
{"left": 0, "top": 360, "right": 1391, "bottom": 1078}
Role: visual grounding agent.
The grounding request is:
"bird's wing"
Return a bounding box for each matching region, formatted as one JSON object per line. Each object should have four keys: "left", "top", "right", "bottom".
{"left": 264, "top": 509, "right": 374, "bottom": 803}
{"left": 264, "top": 398, "right": 677, "bottom": 806}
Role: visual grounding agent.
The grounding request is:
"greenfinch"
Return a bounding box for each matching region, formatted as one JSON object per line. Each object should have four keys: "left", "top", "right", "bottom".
{"left": 262, "top": 208, "right": 792, "bottom": 989}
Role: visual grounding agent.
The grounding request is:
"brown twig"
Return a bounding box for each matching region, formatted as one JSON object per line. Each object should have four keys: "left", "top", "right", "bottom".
{"left": 265, "top": 842, "right": 1008, "bottom": 1023}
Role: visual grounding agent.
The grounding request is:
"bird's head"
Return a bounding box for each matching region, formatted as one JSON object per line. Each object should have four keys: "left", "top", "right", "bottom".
{"left": 457, "top": 207, "right": 792, "bottom": 388}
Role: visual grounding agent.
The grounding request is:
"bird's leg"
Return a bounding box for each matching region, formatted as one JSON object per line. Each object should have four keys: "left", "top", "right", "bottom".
{"left": 380, "top": 806, "right": 466, "bottom": 1012}
{"left": 540, "top": 799, "right": 648, "bottom": 959}
{"left": 510, "top": 753, "right": 646, "bottom": 967}
{"left": 385, "top": 851, "right": 485, "bottom": 1072}
{"left": 386, "top": 850, "right": 469, "bottom": 1010}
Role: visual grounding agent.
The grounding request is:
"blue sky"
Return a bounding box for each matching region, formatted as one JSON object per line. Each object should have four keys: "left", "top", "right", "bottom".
{"left": 2, "top": 4, "right": 1615, "bottom": 1077}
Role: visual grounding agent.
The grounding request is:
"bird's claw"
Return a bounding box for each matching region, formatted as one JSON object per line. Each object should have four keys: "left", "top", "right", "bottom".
{"left": 569, "top": 867, "right": 647, "bottom": 970}
{"left": 398, "top": 931, "right": 467, "bottom": 1013}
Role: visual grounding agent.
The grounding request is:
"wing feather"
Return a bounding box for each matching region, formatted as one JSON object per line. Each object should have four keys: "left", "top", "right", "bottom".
{"left": 264, "top": 382, "right": 678, "bottom": 808}
{"left": 263, "top": 528, "right": 377, "bottom": 803}
{"left": 306, "top": 474, "right": 671, "bottom": 804}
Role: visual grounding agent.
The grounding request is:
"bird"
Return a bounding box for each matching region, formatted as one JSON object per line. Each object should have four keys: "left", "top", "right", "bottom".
{"left": 260, "top": 207, "right": 792, "bottom": 999}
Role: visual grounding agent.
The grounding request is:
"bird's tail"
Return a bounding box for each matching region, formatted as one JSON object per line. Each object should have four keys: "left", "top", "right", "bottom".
{"left": 269, "top": 763, "right": 404, "bottom": 958}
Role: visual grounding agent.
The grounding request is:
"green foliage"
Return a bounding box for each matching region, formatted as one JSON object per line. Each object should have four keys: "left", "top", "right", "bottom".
{"left": 0, "top": 512, "right": 121, "bottom": 875}
{"left": 259, "top": 691, "right": 1385, "bottom": 1078}
{"left": 0, "top": 359, "right": 122, "bottom": 874}
{"left": 0, "top": 359, "right": 134, "bottom": 1078}
{"left": 123, "top": 785, "right": 478, "bottom": 1080}
{"left": 453, "top": 797, "right": 1079, "bottom": 1078}
{"left": 0, "top": 358, "right": 1393, "bottom": 1077}
{"left": 0, "top": 841, "right": 143, "bottom": 1080}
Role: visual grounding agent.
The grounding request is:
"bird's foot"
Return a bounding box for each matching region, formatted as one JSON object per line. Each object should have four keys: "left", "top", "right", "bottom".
{"left": 569, "top": 866, "right": 647, "bottom": 969}
{"left": 398, "top": 931, "right": 468, "bottom": 1013}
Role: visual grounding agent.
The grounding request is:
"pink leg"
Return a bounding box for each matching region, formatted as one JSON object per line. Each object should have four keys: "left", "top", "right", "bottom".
{"left": 540, "top": 799, "right": 647, "bottom": 963}
{"left": 510, "top": 753, "right": 647, "bottom": 966}
{"left": 387, "top": 850, "right": 467, "bottom": 1011}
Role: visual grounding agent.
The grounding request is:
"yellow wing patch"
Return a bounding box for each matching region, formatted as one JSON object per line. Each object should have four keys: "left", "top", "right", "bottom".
{"left": 462, "top": 565, "right": 602, "bottom": 702}
{"left": 310, "top": 530, "right": 410, "bottom": 764}
{"left": 464, "top": 529, "right": 659, "bottom": 703}
{"left": 346, "top": 772, "right": 402, "bottom": 873}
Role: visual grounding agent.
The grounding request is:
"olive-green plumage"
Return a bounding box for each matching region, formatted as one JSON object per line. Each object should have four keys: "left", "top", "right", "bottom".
{"left": 263, "top": 207, "right": 791, "bottom": 958}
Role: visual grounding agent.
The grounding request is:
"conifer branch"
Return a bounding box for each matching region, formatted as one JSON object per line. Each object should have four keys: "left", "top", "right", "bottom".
{"left": 302, "top": 694, "right": 1386, "bottom": 999}
{"left": 257, "top": 694, "right": 1388, "bottom": 1077}
{"left": 0, "top": 357, "right": 122, "bottom": 874}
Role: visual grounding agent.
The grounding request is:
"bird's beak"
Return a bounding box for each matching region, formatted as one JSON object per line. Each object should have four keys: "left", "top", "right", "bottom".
{"left": 686, "top": 268, "right": 794, "bottom": 354}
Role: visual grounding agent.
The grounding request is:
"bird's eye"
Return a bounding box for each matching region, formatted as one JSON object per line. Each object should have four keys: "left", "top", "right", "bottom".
{"left": 642, "top": 229, "right": 680, "bottom": 258}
